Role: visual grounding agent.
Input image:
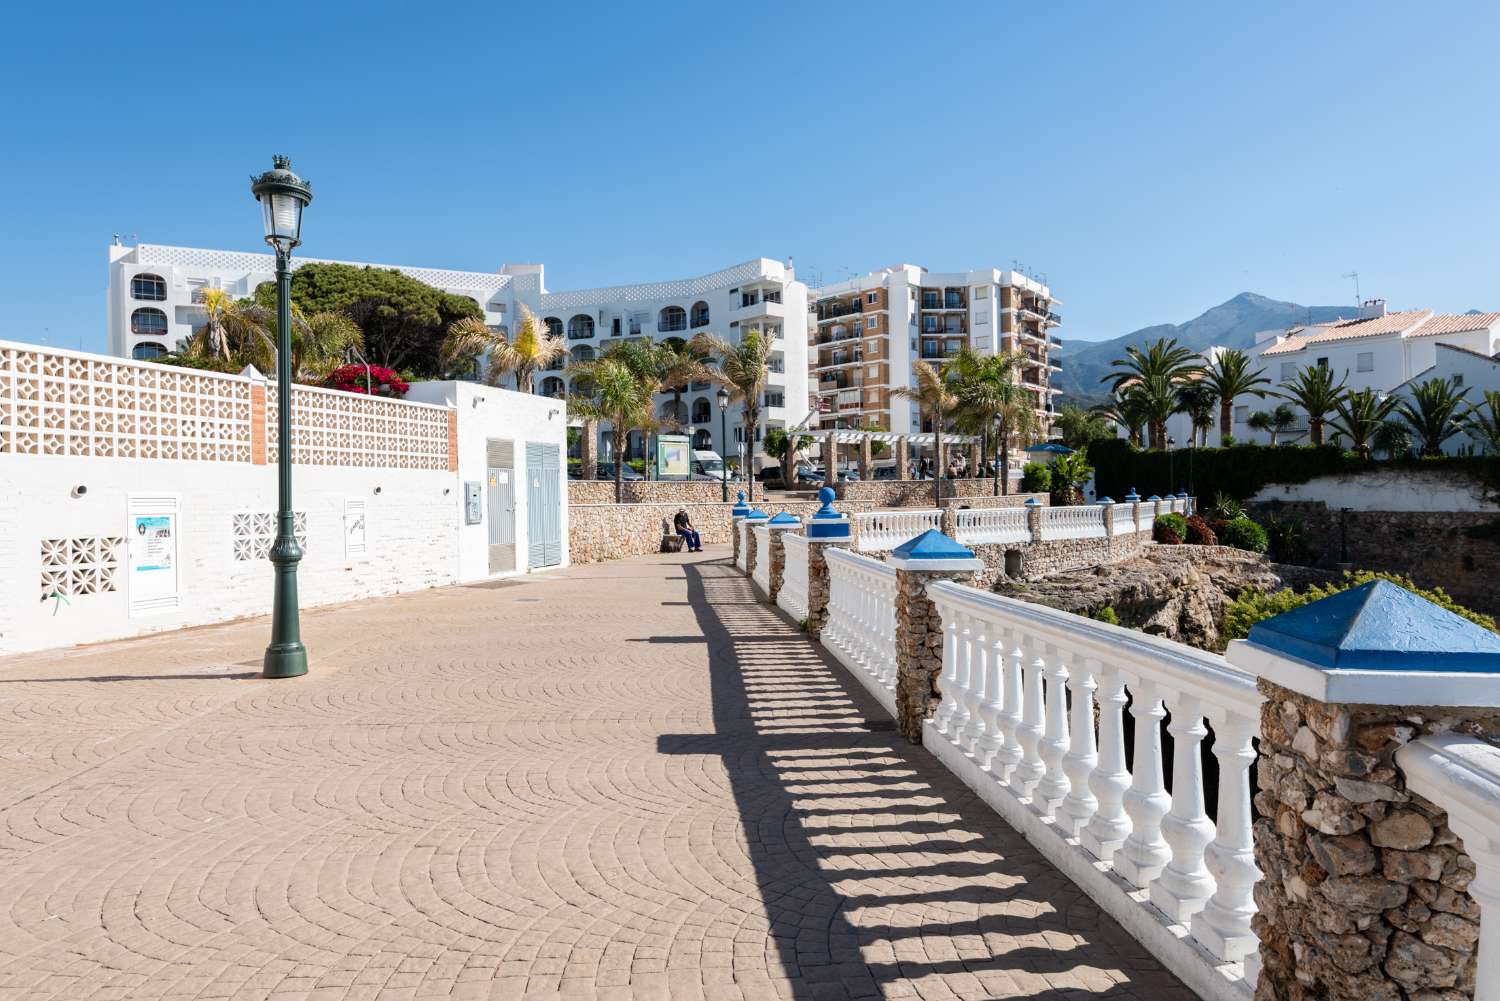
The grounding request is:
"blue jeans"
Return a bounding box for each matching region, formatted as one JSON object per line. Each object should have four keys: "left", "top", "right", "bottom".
{"left": 677, "top": 528, "right": 701, "bottom": 551}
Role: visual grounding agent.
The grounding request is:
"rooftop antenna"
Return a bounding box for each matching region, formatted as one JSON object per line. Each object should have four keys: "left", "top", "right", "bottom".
{"left": 1342, "top": 271, "right": 1361, "bottom": 305}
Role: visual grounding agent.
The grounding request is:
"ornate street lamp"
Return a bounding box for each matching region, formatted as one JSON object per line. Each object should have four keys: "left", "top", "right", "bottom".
{"left": 251, "top": 155, "right": 312, "bottom": 679}
{"left": 716, "top": 387, "right": 731, "bottom": 503}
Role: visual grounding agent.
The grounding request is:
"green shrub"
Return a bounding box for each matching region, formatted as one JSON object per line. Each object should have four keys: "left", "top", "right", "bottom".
{"left": 1185, "top": 515, "right": 1218, "bottom": 545}
{"left": 1219, "top": 517, "right": 1268, "bottom": 553}
{"left": 626, "top": 458, "right": 646, "bottom": 474}
{"left": 1222, "top": 570, "right": 1497, "bottom": 648}
{"left": 1206, "top": 492, "right": 1244, "bottom": 521}
{"left": 1265, "top": 515, "right": 1315, "bottom": 564}
{"left": 1157, "top": 512, "right": 1187, "bottom": 540}
{"left": 1093, "top": 605, "right": 1121, "bottom": 625}
{"left": 1020, "top": 461, "right": 1051, "bottom": 493}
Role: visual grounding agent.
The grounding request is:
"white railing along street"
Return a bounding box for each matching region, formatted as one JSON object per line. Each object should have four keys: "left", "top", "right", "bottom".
{"left": 953, "top": 507, "right": 1029, "bottom": 546}
{"left": 778, "top": 533, "right": 810, "bottom": 622}
{"left": 822, "top": 548, "right": 898, "bottom": 716}
{"left": 1113, "top": 502, "right": 1137, "bottom": 535}
{"left": 1139, "top": 503, "right": 1156, "bottom": 537}
{"left": 923, "top": 582, "right": 1263, "bottom": 997}
{"left": 751, "top": 525, "right": 772, "bottom": 594}
{"left": 853, "top": 508, "right": 942, "bottom": 552}
{"left": 1039, "top": 504, "right": 1107, "bottom": 540}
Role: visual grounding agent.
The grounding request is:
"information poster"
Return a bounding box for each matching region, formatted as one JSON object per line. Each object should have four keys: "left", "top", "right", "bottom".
{"left": 127, "top": 495, "right": 180, "bottom": 616}
{"left": 344, "top": 498, "right": 367, "bottom": 558}
{"left": 656, "top": 434, "right": 690, "bottom": 479}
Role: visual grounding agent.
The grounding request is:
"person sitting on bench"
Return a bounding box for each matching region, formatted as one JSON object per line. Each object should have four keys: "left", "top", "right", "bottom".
{"left": 673, "top": 508, "right": 702, "bottom": 553}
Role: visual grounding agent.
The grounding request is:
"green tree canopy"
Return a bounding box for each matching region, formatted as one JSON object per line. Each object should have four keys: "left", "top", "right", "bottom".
{"left": 254, "top": 262, "right": 483, "bottom": 376}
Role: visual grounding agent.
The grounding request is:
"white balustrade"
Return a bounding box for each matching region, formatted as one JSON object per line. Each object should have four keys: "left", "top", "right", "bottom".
{"left": 751, "top": 525, "right": 771, "bottom": 595}
{"left": 853, "top": 508, "right": 942, "bottom": 552}
{"left": 1113, "top": 502, "right": 1138, "bottom": 535}
{"left": 777, "top": 532, "right": 810, "bottom": 622}
{"left": 953, "top": 506, "right": 1030, "bottom": 545}
{"left": 1138, "top": 503, "right": 1156, "bottom": 537}
{"left": 822, "top": 548, "right": 898, "bottom": 716}
{"left": 923, "top": 580, "right": 1264, "bottom": 997}
{"left": 1039, "top": 504, "right": 1107, "bottom": 540}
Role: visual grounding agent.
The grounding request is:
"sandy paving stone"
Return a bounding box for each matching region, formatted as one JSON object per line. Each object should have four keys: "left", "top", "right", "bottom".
{"left": 0, "top": 549, "right": 1194, "bottom": 1001}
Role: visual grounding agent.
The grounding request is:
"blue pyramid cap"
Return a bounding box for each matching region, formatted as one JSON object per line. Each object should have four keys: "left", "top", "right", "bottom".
{"left": 1024, "top": 497, "right": 1042, "bottom": 506}
{"left": 768, "top": 512, "right": 800, "bottom": 526}
{"left": 1148, "top": 494, "right": 1162, "bottom": 501}
{"left": 1248, "top": 580, "right": 1500, "bottom": 673}
{"left": 1098, "top": 496, "right": 1114, "bottom": 505}
{"left": 1177, "top": 490, "right": 1189, "bottom": 498}
{"left": 745, "top": 508, "right": 769, "bottom": 521}
{"left": 891, "top": 529, "right": 976, "bottom": 562}
{"left": 1125, "top": 488, "right": 1140, "bottom": 501}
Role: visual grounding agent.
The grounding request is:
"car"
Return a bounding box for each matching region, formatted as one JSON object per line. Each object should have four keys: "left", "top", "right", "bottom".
{"left": 872, "top": 466, "right": 898, "bottom": 480}
{"left": 595, "top": 462, "right": 645, "bottom": 481}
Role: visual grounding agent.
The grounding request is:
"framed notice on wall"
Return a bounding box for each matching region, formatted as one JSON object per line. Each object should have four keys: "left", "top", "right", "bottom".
{"left": 343, "top": 498, "right": 367, "bottom": 559}
{"left": 127, "top": 494, "right": 180, "bottom": 617}
{"left": 656, "top": 434, "right": 690, "bottom": 479}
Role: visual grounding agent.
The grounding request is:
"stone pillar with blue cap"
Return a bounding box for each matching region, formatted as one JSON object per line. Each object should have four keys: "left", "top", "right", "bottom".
{"left": 886, "top": 530, "right": 985, "bottom": 743}
{"left": 1098, "top": 496, "right": 1116, "bottom": 538}
{"left": 765, "top": 511, "right": 803, "bottom": 602}
{"left": 1226, "top": 580, "right": 1500, "bottom": 1001}
{"left": 741, "top": 507, "right": 769, "bottom": 580}
{"left": 804, "top": 487, "right": 854, "bottom": 639}
{"left": 1125, "top": 488, "right": 1141, "bottom": 533}
{"left": 1025, "top": 497, "right": 1043, "bottom": 543}
{"left": 730, "top": 491, "right": 752, "bottom": 566}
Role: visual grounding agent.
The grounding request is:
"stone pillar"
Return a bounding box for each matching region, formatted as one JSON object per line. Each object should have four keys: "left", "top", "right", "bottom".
{"left": 967, "top": 440, "right": 980, "bottom": 476}
{"left": 765, "top": 513, "right": 801, "bottom": 602}
{"left": 858, "top": 436, "right": 873, "bottom": 480}
{"left": 887, "top": 531, "right": 985, "bottom": 744}
{"left": 824, "top": 430, "right": 838, "bottom": 481}
{"left": 1025, "top": 497, "right": 1043, "bottom": 543}
{"left": 730, "top": 492, "right": 751, "bottom": 566}
{"left": 1125, "top": 489, "right": 1141, "bottom": 534}
{"left": 895, "top": 436, "right": 911, "bottom": 481}
{"left": 578, "top": 418, "right": 599, "bottom": 481}
{"left": 742, "top": 510, "right": 768, "bottom": 579}
{"left": 1100, "top": 497, "right": 1116, "bottom": 538}
{"left": 1150, "top": 495, "right": 1166, "bottom": 521}
{"left": 804, "top": 487, "right": 852, "bottom": 639}
{"left": 1227, "top": 580, "right": 1500, "bottom": 1001}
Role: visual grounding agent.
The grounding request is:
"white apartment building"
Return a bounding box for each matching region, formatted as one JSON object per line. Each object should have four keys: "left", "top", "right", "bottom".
{"left": 806, "top": 265, "right": 1060, "bottom": 439}
{"left": 1389, "top": 342, "right": 1500, "bottom": 454}
{"left": 106, "top": 243, "right": 808, "bottom": 472}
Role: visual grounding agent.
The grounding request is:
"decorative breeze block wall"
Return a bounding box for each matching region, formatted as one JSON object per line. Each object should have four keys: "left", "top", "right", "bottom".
{"left": 266, "top": 385, "right": 450, "bottom": 469}
{"left": 39, "top": 537, "right": 123, "bottom": 599}
{"left": 232, "top": 512, "right": 309, "bottom": 561}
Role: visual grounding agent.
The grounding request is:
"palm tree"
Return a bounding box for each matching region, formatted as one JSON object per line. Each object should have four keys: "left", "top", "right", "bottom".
{"left": 295, "top": 311, "right": 363, "bottom": 381}
{"left": 1200, "top": 349, "right": 1271, "bottom": 445}
{"left": 893, "top": 358, "right": 961, "bottom": 507}
{"left": 1373, "top": 420, "right": 1411, "bottom": 460}
{"left": 1053, "top": 404, "right": 1112, "bottom": 449}
{"left": 1101, "top": 338, "right": 1198, "bottom": 449}
{"left": 192, "top": 288, "right": 271, "bottom": 364}
{"left": 441, "top": 304, "right": 565, "bottom": 393}
{"left": 1395, "top": 377, "right": 1470, "bottom": 457}
{"left": 653, "top": 337, "right": 714, "bottom": 434}
{"left": 568, "top": 353, "right": 659, "bottom": 502}
{"left": 1095, "top": 392, "right": 1149, "bottom": 448}
{"left": 1174, "top": 382, "right": 1219, "bottom": 447}
{"left": 1278, "top": 365, "right": 1348, "bottom": 445}
{"left": 1248, "top": 403, "right": 1298, "bottom": 446}
{"left": 700, "top": 328, "right": 775, "bottom": 500}
{"left": 952, "top": 349, "right": 1036, "bottom": 495}
{"left": 1465, "top": 390, "right": 1500, "bottom": 455}
{"left": 1331, "top": 389, "right": 1399, "bottom": 459}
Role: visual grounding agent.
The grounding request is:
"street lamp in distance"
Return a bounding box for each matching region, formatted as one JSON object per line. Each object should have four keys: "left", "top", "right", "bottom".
{"left": 251, "top": 155, "right": 312, "bottom": 680}
{"left": 716, "top": 387, "right": 730, "bottom": 503}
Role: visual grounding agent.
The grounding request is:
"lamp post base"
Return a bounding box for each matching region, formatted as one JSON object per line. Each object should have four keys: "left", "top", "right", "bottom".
{"left": 262, "top": 643, "right": 308, "bottom": 679}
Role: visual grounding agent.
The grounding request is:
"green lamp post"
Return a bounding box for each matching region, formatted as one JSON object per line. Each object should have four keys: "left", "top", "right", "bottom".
{"left": 251, "top": 155, "right": 312, "bottom": 679}
{"left": 716, "top": 386, "right": 730, "bottom": 503}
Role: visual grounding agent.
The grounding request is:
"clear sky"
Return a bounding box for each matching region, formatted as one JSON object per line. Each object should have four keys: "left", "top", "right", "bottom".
{"left": 3, "top": 1, "right": 1497, "bottom": 355}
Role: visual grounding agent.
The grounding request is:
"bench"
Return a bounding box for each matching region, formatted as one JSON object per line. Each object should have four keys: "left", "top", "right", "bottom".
{"left": 660, "top": 518, "right": 684, "bottom": 553}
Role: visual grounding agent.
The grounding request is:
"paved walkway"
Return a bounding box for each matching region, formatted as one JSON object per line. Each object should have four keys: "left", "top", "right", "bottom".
{"left": 0, "top": 549, "right": 1193, "bottom": 1001}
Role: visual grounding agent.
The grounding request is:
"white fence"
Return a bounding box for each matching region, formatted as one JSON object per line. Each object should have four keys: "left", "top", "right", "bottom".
{"left": 1039, "top": 504, "right": 1107, "bottom": 540}
{"left": 751, "top": 525, "right": 771, "bottom": 594}
{"left": 822, "top": 548, "right": 898, "bottom": 716}
{"left": 1139, "top": 503, "right": 1156, "bottom": 537}
{"left": 777, "top": 532, "right": 810, "bottom": 621}
{"left": 852, "top": 509, "right": 942, "bottom": 552}
{"left": 953, "top": 507, "right": 1029, "bottom": 546}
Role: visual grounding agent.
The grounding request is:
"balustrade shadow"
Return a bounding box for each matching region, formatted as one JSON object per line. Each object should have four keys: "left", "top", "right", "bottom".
{"left": 658, "top": 561, "right": 1196, "bottom": 1000}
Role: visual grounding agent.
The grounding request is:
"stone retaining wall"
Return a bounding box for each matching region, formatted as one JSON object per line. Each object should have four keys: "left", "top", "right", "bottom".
{"left": 1243, "top": 501, "right": 1500, "bottom": 615}
{"left": 837, "top": 480, "right": 1043, "bottom": 508}
{"left": 570, "top": 500, "right": 876, "bottom": 564}
{"left": 568, "top": 480, "right": 730, "bottom": 505}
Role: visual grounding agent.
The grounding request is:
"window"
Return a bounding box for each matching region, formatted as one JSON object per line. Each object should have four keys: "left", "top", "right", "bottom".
{"left": 921, "top": 291, "right": 939, "bottom": 309}
{"left": 692, "top": 398, "right": 712, "bottom": 424}
{"left": 543, "top": 316, "right": 563, "bottom": 338}
{"left": 130, "top": 307, "right": 168, "bottom": 337}
{"left": 853, "top": 320, "right": 863, "bottom": 334}
{"left": 659, "top": 306, "right": 687, "bottom": 332}
{"left": 1316, "top": 357, "right": 1329, "bottom": 369}
{"left": 690, "top": 301, "right": 710, "bottom": 328}
{"left": 973, "top": 286, "right": 988, "bottom": 298}
{"left": 739, "top": 290, "right": 760, "bottom": 308}
{"left": 567, "top": 314, "right": 594, "bottom": 339}
{"left": 867, "top": 292, "right": 877, "bottom": 304}
{"left": 611, "top": 317, "right": 621, "bottom": 337}
{"left": 922, "top": 316, "right": 938, "bottom": 333}
{"left": 734, "top": 426, "right": 744, "bottom": 443}
{"left": 1455, "top": 374, "right": 1466, "bottom": 387}
{"left": 540, "top": 377, "right": 566, "bottom": 398}
{"left": 1234, "top": 405, "right": 1249, "bottom": 422}
{"left": 868, "top": 365, "right": 879, "bottom": 379}
{"left": 1280, "top": 362, "right": 1296, "bottom": 380}
{"left": 131, "top": 341, "right": 167, "bottom": 360}
{"left": 764, "top": 392, "right": 784, "bottom": 408}
{"left": 865, "top": 314, "right": 878, "bottom": 330}
{"left": 975, "top": 311, "right": 989, "bottom": 326}
{"left": 130, "top": 273, "right": 166, "bottom": 301}
{"left": 1357, "top": 352, "right": 1374, "bottom": 372}
{"left": 489, "top": 301, "right": 506, "bottom": 314}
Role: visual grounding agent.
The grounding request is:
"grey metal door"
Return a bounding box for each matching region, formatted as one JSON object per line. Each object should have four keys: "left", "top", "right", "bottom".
{"left": 486, "top": 439, "right": 516, "bottom": 574}
{"left": 526, "top": 442, "right": 562, "bottom": 568}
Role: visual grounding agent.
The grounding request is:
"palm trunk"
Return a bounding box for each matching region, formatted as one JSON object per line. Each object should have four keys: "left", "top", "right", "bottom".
{"left": 998, "top": 418, "right": 1012, "bottom": 495}
{"left": 1220, "top": 397, "right": 1233, "bottom": 445}
{"left": 613, "top": 426, "right": 626, "bottom": 503}
{"left": 933, "top": 426, "right": 944, "bottom": 508}
{"left": 743, "top": 410, "right": 757, "bottom": 502}
{"left": 1310, "top": 417, "right": 1323, "bottom": 446}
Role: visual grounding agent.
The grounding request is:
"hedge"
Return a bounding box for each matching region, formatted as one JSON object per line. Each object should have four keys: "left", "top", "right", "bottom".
{"left": 1086, "top": 438, "right": 1499, "bottom": 503}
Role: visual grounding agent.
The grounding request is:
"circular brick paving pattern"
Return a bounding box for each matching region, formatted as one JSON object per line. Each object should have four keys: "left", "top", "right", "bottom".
{"left": 0, "top": 550, "right": 1195, "bottom": 1001}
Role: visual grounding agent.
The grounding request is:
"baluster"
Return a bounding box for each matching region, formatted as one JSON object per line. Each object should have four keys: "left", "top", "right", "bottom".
{"left": 1115, "top": 679, "right": 1172, "bottom": 888}
{"left": 961, "top": 618, "right": 989, "bottom": 756}
{"left": 994, "top": 630, "right": 1025, "bottom": 783}
{"left": 1058, "top": 654, "right": 1099, "bottom": 836}
{"left": 1036, "top": 646, "right": 1071, "bottom": 817}
{"left": 933, "top": 596, "right": 962, "bottom": 733}
{"left": 864, "top": 576, "right": 880, "bottom": 681}
{"left": 1191, "top": 711, "right": 1262, "bottom": 961}
{"left": 876, "top": 582, "right": 894, "bottom": 690}
{"left": 948, "top": 612, "right": 974, "bottom": 743}
{"left": 1013, "top": 636, "right": 1046, "bottom": 798}
{"left": 853, "top": 573, "right": 869, "bottom": 673}
{"left": 975, "top": 627, "right": 1006, "bottom": 772}
{"left": 1152, "top": 694, "right": 1217, "bottom": 921}
{"left": 1082, "top": 661, "right": 1132, "bottom": 860}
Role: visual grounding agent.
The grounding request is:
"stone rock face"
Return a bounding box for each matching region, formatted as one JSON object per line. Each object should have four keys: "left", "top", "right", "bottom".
{"left": 994, "top": 545, "right": 1336, "bottom": 651}
{"left": 893, "top": 567, "right": 975, "bottom": 744}
{"left": 1252, "top": 681, "right": 1500, "bottom": 1001}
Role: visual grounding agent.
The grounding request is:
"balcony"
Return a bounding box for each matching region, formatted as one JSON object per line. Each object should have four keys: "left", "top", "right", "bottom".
{"left": 816, "top": 300, "right": 864, "bottom": 323}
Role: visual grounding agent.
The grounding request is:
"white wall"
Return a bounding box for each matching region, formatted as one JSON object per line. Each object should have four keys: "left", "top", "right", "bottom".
{"left": 1250, "top": 469, "right": 1494, "bottom": 512}
{"left": 404, "top": 380, "right": 570, "bottom": 582}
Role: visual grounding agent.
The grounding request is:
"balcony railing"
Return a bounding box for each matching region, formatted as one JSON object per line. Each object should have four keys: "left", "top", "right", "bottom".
{"left": 816, "top": 301, "right": 864, "bottom": 322}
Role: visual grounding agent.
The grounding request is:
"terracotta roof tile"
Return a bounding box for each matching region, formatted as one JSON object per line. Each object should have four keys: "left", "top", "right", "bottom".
{"left": 1410, "top": 312, "right": 1500, "bottom": 337}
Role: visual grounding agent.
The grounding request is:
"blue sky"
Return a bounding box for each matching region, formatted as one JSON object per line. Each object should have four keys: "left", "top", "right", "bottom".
{"left": 3, "top": 1, "right": 1496, "bottom": 355}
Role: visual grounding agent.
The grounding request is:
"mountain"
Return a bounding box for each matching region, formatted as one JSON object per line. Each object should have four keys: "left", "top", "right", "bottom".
{"left": 1052, "top": 292, "right": 1353, "bottom": 405}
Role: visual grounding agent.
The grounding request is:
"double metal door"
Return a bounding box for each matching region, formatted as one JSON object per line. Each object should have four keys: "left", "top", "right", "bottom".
{"left": 526, "top": 442, "right": 561, "bottom": 568}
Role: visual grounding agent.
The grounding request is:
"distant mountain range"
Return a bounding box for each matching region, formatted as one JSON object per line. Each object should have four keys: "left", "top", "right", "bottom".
{"left": 1052, "top": 292, "right": 1353, "bottom": 405}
